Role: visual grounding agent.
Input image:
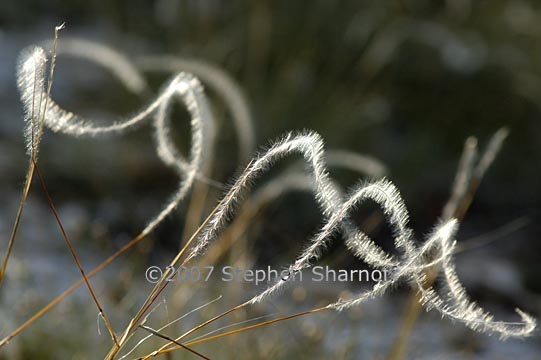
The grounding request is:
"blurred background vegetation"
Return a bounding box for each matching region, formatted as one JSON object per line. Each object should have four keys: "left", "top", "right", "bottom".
{"left": 0, "top": 0, "right": 540, "bottom": 358}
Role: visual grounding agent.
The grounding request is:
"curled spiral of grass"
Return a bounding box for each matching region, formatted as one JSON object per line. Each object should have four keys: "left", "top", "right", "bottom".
{"left": 11, "top": 40, "right": 537, "bottom": 357}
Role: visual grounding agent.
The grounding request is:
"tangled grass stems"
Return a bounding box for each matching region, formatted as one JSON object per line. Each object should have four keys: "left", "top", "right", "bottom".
{"left": 112, "top": 130, "right": 534, "bottom": 357}
{"left": 27, "top": 37, "right": 253, "bottom": 244}
{"left": 113, "top": 141, "right": 380, "bottom": 354}
{"left": 143, "top": 222, "right": 479, "bottom": 358}
{"left": 144, "top": 305, "right": 330, "bottom": 358}
{"left": 119, "top": 296, "right": 223, "bottom": 360}
{"left": 2, "top": 34, "right": 537, "bottom": 359}
{"left": 138, "top": 325, "right": 211, "bottom": 360}
{"left": 120, "top": 134, "right": 396, "bottom": 356}
{"left": 110, "top": 135, "right": 359, "bottom": 355}
{"left": 1, "top": 40, "right": 215, "bottom": 348}
{"left": 129, "top": 134, "right": 534, "bottom": 358}
{"left": 185, "top": 132, "right": 397, "bottom": 269}
{"left": 0, "top": 230, "right": 149, "bottom": 348}
{"left": 106, "top": 195, "right": 232, "bottom": 359}
{"left": 388, "top": 127, "right": 514, "bottom": 360}
{"left": 140, "top": 303, "right": 249, "bottom": 359}
{"left": 203, "top": 149, "right": 388, "bottom": 269}
{"left": 6, "top": 38, "right": 394, "bottom": 356}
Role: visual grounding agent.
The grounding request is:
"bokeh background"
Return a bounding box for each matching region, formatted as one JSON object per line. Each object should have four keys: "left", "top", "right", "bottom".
{"left": 1, "top": 1, "right": 540, "bottom": 359}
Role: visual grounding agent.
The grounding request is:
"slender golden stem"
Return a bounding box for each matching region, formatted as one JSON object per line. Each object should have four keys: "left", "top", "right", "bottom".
{"left": 33, "top": 159, "right": 119, "bottom": 346}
